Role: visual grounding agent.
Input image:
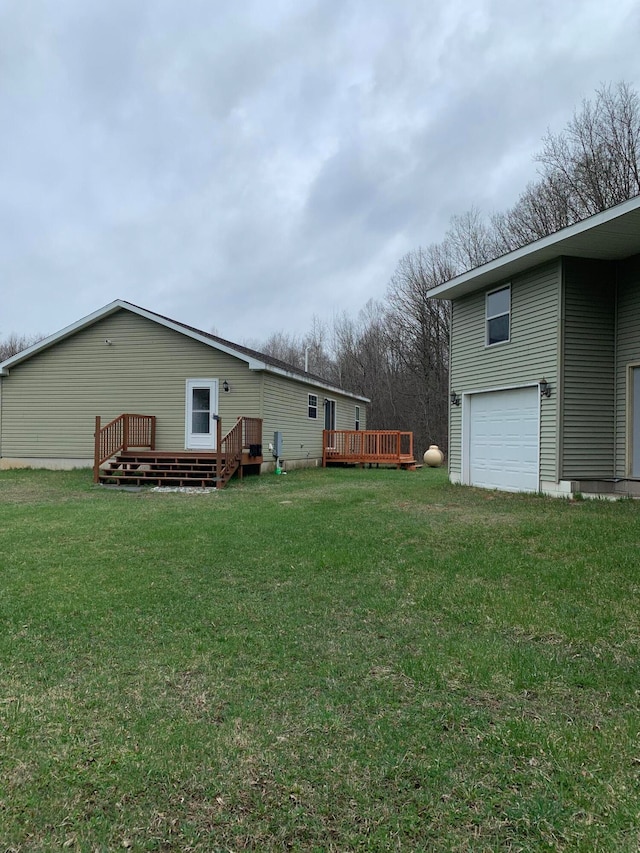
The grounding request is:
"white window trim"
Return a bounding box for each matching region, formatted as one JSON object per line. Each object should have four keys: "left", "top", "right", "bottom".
{"left": 485, "top": 284, "right": 511, "bottom": 347}
{"left": 308, "top": 393, "right": 318, "bottom": 419}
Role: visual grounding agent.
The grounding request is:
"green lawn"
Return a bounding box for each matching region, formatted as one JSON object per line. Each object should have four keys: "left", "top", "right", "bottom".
{"left": 0, "top": 467, "right": 639, "bottom": 851}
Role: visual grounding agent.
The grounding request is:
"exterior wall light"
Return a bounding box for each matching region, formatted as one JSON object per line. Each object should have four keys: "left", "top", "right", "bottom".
{"left": 539, "top": 378, "right": 551, "bottom": 398}
{"left": 222, "top": 380, "right": 230, "bottom": 393}
{"left": 450, "top": 390, "right": 461, "bottom": 407}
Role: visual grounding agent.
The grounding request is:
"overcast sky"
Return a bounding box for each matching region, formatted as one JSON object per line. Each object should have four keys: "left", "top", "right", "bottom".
{"left": 2, "top": 0, "right": 639, "bottom": 346}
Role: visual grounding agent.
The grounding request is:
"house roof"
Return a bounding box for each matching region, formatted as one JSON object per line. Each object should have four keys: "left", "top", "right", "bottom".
{"left": 429, "top": 194, "right": 640, "bottom": 300}
{"left": 0, "top": 299, "right": 369, "bottom": 402}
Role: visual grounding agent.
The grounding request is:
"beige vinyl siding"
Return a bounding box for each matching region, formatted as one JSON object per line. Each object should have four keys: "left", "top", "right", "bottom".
{"left": 615, "top": 254, "right": 640, "bottom": 476}
{"left": 449, "top": 260, "right": 561, "bottom": 482}
{"left": 0, "top": 310, "right": 262, "bottom": 460}
{"left": 561, "top": 259, "right": 615, "bottom": 478}
{"left": 262, "top": 375, "right": 366, "bottom": 464}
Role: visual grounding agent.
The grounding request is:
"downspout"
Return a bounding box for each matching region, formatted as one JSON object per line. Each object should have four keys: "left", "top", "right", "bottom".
{"left": 448, "top": 299, "right": 454, "bottom": 481}
{"left": 556, "top": 258, "right": 565, "bottom": 484}
{"left": 613, "top": 261, "right": 619, "bottom": 478}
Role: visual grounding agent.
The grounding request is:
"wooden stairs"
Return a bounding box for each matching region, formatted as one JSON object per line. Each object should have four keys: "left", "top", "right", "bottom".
{"left": 94, "top": 414, "right": 263, "bottom": 490}
{"left": 100, "top": 451, "right": 229, "bottom": 488}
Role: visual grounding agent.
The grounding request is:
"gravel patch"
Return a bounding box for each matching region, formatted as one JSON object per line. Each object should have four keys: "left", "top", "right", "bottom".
{"left": 150, "top": 486, "right": 217, "bottom": 494}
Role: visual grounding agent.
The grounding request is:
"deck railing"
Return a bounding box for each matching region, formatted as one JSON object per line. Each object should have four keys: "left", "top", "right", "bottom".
{"left": 323, "top": 429, "right": 414, "bottom": 468}
{"left": 95, "top": 414, "right": 262, "bottom": 487}
{"left": 240, "top": 416, "right": 263, "bottom": 451}
{"left": 94, "top": 414, "right": 156, "bottom": 482}
{"left": 218, "top": 417, "right": 263, "bottom": 487}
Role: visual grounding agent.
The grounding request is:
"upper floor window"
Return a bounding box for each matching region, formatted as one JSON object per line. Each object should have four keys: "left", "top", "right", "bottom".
{"left": 486, "top": 286, "right": 510, "bottom": 345}
{"left": 308, "top": 394, "right": 318, "bottom": 419}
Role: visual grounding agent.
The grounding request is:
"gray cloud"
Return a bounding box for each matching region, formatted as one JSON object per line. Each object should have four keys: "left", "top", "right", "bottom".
{"left": 1, "top": 0, "right": 640, "bottom": 343}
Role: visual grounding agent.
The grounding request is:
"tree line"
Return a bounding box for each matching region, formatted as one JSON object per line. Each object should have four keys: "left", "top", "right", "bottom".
{"left": 259, "top": 82, "right": 640, "bottom": 455}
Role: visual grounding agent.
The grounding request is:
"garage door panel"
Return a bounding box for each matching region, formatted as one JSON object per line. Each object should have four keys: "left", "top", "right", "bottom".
{"left": 468, "top": 388, "right": 539, "bottom": 492}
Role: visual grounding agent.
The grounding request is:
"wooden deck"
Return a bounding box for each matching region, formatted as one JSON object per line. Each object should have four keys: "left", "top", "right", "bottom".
{"left": 323, "top": 429, "right": 418, "bottom": 470}
{"left": 95, "top": 414, "right": 263, "bottom": 488}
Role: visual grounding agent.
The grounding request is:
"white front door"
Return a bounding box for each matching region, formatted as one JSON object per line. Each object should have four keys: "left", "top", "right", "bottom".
{"left": 186, "top": 379, "right": 218, "bottom": 450}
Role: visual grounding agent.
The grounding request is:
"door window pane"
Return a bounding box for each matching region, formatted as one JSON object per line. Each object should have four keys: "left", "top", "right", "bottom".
{"left": 192, "top": 411, "right": 210, "bottom": 434}
{"left": 192, "top": 388, "right": 210, "bottom": 410}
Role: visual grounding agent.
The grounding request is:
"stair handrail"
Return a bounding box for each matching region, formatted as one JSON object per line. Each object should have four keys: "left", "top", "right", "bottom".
{"left": 240, "top": 416, "right": 263, "bottom": 451}
{"left": 218, "top": 418, "right": 244, "bottom": 487}
{"left": 217, "top": 417, "right": 263, "bottom": 487}
{"left": 94, "top": 413, "right": 156, "bottom": 482}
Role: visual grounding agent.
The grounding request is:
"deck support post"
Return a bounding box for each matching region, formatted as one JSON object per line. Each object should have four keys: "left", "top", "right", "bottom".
{"left": 93, "top": 416, "right": 101, "bottom": 483}
{"left": 215, "top": 416, "right": 222, "bottom": 486}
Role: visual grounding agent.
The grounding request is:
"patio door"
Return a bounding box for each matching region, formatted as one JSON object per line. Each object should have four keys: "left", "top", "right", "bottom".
{"left": 186, "top": 379, "right": 218, "bottom": 450}
{"left": 324, "top": 398, "right": 336, "bottom": 431}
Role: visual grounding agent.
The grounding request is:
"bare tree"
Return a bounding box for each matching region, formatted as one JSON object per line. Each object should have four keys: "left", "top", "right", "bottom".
{"left": 0, "top": 333, "right": 43, "bottom": 362}
{"left": 498, "top": 82, "right": 640, "bottom": 250}
{"left": 260, "top": 330, "right": 306, "bottom": 369}
{"left": 447, "top": 207, "right": 498, "bottom": 270}
{"left": 260, "top": 317, "right": 338, "bottom": 383}
{"left": 537, "top": 82, "right": 640, "bottom": 215}
{"left": 491, "top": 175, "right": 573, "bottom": 251}
{"left": 332, "top": 301, "right": 399, "bottom": 425}
{"left": 304, "top": 316, "right": 336, "bottom": 382}
{"left": 385, "top": 246, "right": 453, "bottom": 451}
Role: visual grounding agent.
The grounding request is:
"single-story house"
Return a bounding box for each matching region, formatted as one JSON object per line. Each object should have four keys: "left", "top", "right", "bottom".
{"left": 0, "top": 300, "right": 368, "bottom": 476}
{"left": 429, "top": 194, "right": 640, "bottom": 497}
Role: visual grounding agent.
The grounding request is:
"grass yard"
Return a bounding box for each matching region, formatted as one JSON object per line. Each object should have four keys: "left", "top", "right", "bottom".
{"left": 0, "top": 466, "right": 639, "bottom": 851}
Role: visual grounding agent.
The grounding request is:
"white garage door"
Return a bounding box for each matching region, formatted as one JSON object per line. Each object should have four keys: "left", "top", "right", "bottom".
{"left": 468, "top": 387, "right": 539, "bottom": 492}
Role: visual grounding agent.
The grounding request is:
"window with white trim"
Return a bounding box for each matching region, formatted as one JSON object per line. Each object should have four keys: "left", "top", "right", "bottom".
{"left": 308, "top": 394, "right": 318, "bottom": 419}
{"left": 486, "top": 285, "right": 510, "bottom": 345}
{"left": 355, "top": 405, "right": 360, "bottom": 430}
